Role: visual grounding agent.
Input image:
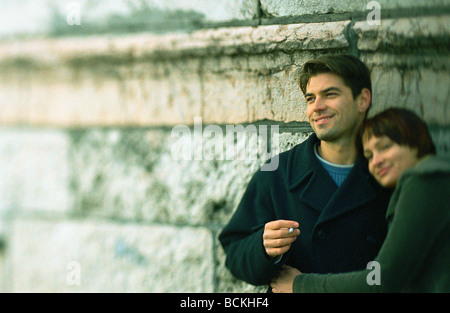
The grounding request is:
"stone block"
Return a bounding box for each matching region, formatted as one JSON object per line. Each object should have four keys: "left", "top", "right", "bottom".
{"left": 260, "top": 0, "right": 449, "bottom": 17}
{"left": 0, "top": 58, "right": 203, "bottom": 127}
{"left": 261, "top": 0, "right": 363, "bottom": 17}
{"left": 354, "top": 15, "right": 450, "bottom": 52}
{"left": 353, "top": 16, "right": 450, "bottom": 127}
{"left": 368, "top": 66, "right": 449, "bottom": 125}
{"left": 0, "top": 249, "right": 6, "bottom": 292}
{"left": 142, "top": 0, "right": 260, "bottom": 22}
{"left": 9, "top": 219, "right": 214, "bottom": 292}
{"left": 0, "top": 0, "right": 260, "bottom": 38}
{"left": 69, "top": 128, "right": 311, "bottom": 225}
{"left": 0, "top": 129, "right": 72, "bottom": 214}
{"left": 0, "top": 21, "right": 349, "bottom": 127}
{"left": 201, "top": 53, "right": 308, "bottom": 125}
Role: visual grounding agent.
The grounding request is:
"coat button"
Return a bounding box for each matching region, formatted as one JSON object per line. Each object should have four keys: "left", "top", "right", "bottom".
{"left": 316, "top": 230, "right": 326, "bottom": 239}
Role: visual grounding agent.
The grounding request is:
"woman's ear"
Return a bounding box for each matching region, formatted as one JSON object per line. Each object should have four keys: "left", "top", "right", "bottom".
{"left": 357, "top": 88, "right": 371, "bottom": 114}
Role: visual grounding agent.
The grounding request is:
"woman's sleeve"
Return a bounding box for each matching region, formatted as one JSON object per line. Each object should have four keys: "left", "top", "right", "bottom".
{"left": 294, "top": 172, "right": 450, "bottom": 292}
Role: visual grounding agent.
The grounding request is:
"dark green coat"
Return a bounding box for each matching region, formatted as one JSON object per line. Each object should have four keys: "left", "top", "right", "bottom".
{"left": 293, "top": 155, "right": 450, "bottom": 292}
{"left": 219, "top": 134, "right": 392, "bottom": 286}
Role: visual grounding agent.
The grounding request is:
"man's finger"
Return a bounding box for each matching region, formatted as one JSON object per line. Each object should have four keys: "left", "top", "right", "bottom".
{"left": 263, "top": 227, "right": 300, "bottom": 241}
{"left": 265, "top": 220, "right": 299, "bottom": 230}
{"left": 264, "top": 236, "right": 297, "bottom": 248}
{"left": 265, "top": 243, "right": 293, "bottom": 257}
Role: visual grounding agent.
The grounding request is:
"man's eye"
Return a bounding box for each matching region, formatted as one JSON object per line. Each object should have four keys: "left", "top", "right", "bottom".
{"left": 326, "top": 93, "right": 337, "bottom": 97}
{"left": 305, "top": 97, "right": 315, "bottom": 103}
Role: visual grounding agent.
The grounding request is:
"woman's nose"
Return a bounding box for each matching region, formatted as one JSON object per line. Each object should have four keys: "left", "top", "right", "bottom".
{"left": 371, "top": 152, "right": 384, "bottom": 167}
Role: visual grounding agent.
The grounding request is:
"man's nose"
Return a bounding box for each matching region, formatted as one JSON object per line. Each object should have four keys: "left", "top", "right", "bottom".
{"left": 312, "top": 96, "right": 326, "bottom": 111}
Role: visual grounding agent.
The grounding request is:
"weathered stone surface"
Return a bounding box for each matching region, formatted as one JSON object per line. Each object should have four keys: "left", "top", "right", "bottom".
{"left": 355, "top": 16, "right": 450, "bottom": 126}
{"left": 261, "top": 0, "right": 363, "bottom": 17}
{"left": 0, "top": 129, "right": 72, "bottom": 213}
{"left": 0, "top": 58, "right": 204, "bottom": 127}
{"left": 142, "top": 0, "right": 260, "bottom": 22}
{"left": 200, "top": 53, "right": 308, "bottom": 124}
{"left": 368, "top": 66, "right": 449, "bottom": 125}
{"left": 429, "top": 126, "right": 450, "bottom": 156}
{"left": 69, "top": 127, "right": 311, "bottom": 225}
{"left": 354, "top": 16, "right": 450, "bottom": 52}
{"left": 0, "top": 242, "right": 6, "bottom": 292}
{"left": 0, "top": 21, "right": 350, "bottom": 127}
{"left": 0, "top": 0, "right": 260, "bottom": 38}
{"left": 9, "top": 219, "right": 214, "bottom": 292}
{"left": 260, "top": 0, "right": 449, "bottom": 17}
{"left": 0, "top": 20, "right": 350, "bottom": 61}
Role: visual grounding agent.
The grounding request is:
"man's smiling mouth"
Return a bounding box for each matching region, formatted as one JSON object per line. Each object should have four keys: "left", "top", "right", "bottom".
{"left": 314, "top": 116, "right": 333, "bottom": 124}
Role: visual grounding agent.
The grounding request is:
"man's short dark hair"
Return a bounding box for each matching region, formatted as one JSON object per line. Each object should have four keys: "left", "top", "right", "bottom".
{"left": 298, "top": 54, "right": 372, "bottom": 102}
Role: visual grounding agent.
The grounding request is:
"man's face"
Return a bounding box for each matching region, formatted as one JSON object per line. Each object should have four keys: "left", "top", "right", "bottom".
{"left": 304, "top": 73, "right": 367, "bottom": 143}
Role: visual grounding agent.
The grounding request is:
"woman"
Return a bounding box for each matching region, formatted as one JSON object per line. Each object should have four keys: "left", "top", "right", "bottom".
{"left": 270, "top": 108, "right": 450, "bottom": 292}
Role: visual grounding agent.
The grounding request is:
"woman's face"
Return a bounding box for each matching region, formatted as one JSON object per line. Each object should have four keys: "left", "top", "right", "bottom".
{"left": 362, "top": 134, "right": 420, "bottom": 188}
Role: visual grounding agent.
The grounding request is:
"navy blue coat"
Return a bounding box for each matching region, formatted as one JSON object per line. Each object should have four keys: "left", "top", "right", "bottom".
{"left": 219, "top": 134, "right": 392, "bottom": 286}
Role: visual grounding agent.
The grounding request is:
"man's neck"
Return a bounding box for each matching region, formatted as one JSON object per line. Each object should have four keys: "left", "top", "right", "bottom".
{"left": 318, "top": 140, "right": 358, "bottom": 165}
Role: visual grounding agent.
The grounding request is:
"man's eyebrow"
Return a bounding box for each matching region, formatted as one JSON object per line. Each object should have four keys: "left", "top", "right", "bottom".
{"left": 322, "top": 87, "right": 342, "bottom": 93}
{"left": 305, "top": 86, "right": 342, "bottom": 97}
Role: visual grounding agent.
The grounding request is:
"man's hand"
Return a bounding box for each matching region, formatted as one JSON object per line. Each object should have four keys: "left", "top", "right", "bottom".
{"left": 270, "top": 265, "right": 302, "bottom": 293}
{"left": 263, "top": 220, "right": 300, "bottom": 258}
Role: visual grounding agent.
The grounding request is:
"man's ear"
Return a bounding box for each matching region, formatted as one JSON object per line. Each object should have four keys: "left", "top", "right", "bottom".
{"left": 358, "top": 88, "right": 371, "bottom": 114}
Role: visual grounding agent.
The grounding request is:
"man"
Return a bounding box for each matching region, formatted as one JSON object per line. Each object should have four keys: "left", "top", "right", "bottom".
{"left": 219, "top": 54, "right": 392, "bottom": 287}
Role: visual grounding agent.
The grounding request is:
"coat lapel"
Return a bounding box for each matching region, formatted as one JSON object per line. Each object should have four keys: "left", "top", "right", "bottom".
{"left": 296, "top": 163, "right": 338, "bottom": 213}
{"left": 287, "top": 133, "right": 338, "bottom": 212}
{"left": 286, "top": 133, "right": 377, "bottom": 221}
{"left": 316, "top": 155, "right": 376, "bottom": 225}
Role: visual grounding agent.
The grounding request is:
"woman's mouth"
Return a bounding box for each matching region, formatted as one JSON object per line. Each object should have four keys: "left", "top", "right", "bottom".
{"left": 377, "top": 166, "right": 390, "bottom": 177}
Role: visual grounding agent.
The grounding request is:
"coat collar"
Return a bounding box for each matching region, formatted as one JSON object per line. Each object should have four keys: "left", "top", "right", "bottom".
{"left": 286, "top": 133, "right": 320, "bottom": 191}
{"left": 286, "top": 133, "right": 378, "bottom": 223}
{"left": 316, "top": 156, "right": 377, "bottom": 225}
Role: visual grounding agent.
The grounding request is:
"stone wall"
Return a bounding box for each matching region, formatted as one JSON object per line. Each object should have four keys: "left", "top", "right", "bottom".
{"left": 0, "top": 0, "right": 448, "bottom": 292}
